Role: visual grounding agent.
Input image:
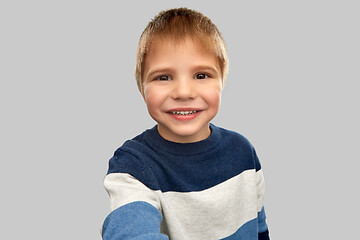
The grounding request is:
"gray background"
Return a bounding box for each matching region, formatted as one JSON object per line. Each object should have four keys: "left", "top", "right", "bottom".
{"left": 1, "top": 0, "right": 359, "bottom": 239}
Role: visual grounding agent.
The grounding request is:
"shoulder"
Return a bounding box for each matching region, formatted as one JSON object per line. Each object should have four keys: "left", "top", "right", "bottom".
{"left": 109, "top": 126, "right": 158, "bottom": 166}
{"left": 107, "top": 143, "right": 143, "bottom": 175}
{"left": 106, "top": 128, "right": 159, "bottom": 185}
{"left": 213, "top": 124, "right": 262, "bottom": 171}
{"left": 215, "top": 125, "right": 254, "bottom": 150}
{"left": 109, "top": 126, "right": 155, "bottom": 170}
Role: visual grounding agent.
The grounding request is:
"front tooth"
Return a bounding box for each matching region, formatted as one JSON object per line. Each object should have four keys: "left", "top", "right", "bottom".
{"left": 171, "top": 110, "right": 197, "bottom": 115}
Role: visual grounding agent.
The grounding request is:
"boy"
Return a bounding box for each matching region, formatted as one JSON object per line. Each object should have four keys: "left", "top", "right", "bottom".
{"left": 102, "top": 8, "right": 270, "bottom": 240}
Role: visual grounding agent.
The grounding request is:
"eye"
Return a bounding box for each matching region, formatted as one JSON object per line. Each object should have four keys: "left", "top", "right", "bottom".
{"left": 194, "top": 73, "right": 210, "bottom": 79}
{"left": 155, "top": 75, "right": 172, "bottom": 81}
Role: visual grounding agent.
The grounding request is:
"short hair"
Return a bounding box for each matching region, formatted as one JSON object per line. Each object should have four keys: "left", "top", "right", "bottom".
{"left": 135, "top": 7, "right": 229, "bottom": 94}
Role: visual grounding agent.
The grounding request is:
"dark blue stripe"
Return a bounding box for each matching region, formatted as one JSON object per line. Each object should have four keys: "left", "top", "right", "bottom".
{"left": 259, "top": 230, "right": 270, "bottom": 240}
{"left": 107, "top": 124, "right": 261, "bottom": 192}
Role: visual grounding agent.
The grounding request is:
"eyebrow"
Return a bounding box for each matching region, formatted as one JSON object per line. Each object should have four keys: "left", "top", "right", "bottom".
{"left": 192, "top": 65, "right": 220, "bottom": 74}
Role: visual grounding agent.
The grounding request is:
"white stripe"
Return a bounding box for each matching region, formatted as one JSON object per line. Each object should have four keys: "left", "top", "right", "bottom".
{"left": 256, "top": 169, "right": 266, "bottom": 212}
{"left": 161, "top": 169, "right": 263, "bottom": 239}
{"left": 104, "top": 173, "right": 161, "bottom": 212}
{"left": 104, "top": 169, "right": 265, "bottom": 240}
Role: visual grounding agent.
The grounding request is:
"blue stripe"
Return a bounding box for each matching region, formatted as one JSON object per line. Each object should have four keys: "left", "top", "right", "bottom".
{"left": 102, "top": 201, "right": 168, "bottom": 240}
{"left": 257, "top": 206, "right": 268, "bottom": 233}
{"left": 221, "top": 218, "right": 258, "bottom": 240}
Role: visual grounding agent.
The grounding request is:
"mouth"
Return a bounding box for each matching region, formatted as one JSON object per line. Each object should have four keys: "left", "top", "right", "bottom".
{"left": 170, "top": 110, "right": 199, "bottom": 115}
{"left": 167, "top": 108, "right": 202, "bottom": 121}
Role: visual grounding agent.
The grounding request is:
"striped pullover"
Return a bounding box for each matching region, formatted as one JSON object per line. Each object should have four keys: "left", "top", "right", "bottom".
{"left": 102, "top": 124, "right": 270, "bottom": 240}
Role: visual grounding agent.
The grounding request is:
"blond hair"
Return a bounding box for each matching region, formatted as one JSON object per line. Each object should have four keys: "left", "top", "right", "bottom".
{"left": 135, "top": 8, "right": 229, "bottom": 94}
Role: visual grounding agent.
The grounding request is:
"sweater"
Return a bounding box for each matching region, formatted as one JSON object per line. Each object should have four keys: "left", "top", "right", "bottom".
{"left": 102, "top": 124, "right": 270, "bottom": 240}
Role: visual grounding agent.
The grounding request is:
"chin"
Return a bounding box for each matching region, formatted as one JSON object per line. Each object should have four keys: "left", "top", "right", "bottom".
{"left": 172, "top": 124, "right": 209, "bottom": 138}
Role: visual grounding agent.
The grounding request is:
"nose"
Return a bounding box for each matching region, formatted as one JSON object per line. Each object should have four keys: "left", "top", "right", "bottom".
{"left": 172, "top": 77, "right": 195, "bottom": 100}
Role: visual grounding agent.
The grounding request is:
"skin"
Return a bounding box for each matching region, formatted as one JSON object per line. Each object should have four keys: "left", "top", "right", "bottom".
{"left": 141, "top": 37, "right": 223, "bottom": 143}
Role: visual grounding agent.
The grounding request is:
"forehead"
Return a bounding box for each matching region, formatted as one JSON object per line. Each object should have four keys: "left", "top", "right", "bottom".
{"left": 144, "top": 36, "right": 220, "bottom": 69}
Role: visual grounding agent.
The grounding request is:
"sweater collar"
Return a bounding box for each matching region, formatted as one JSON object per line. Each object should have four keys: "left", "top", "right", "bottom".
{"left": 143, "top": 123, "right": 221, "bottom": 155}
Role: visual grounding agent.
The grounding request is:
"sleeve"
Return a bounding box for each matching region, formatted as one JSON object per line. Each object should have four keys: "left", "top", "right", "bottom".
{"left": 253, "top": 149, "right": 270, "bottom": 240}
{"left": 102, "top": 201, "right": 168, "bottom": 240}
{"left": 102, "top": 152, "right": 168, "bottom": 240}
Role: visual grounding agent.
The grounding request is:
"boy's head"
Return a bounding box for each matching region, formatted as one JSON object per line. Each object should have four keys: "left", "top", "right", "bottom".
{"left": 135, "top": 8, "right": 229, "bottom": 143}
{"left": 135, "top": 8, "right": 229, "bottom": 94}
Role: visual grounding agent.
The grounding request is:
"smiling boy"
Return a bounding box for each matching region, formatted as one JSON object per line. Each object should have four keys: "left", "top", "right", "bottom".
{"left": 142, "top": 35, "right": 222, "bottom": 143}
{"left": 102, "top": 8, "right": 270, "bottom": 240}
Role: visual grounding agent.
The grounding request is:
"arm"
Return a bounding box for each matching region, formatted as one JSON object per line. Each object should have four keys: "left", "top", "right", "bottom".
{"left": 254, "top": 149, "right": 270, "bottom": 240}
{"left": 102, "top": 172, "right": 168, "bottom": 240}
{"left": 257, "top": 206, "right": 270, "bottom": 240}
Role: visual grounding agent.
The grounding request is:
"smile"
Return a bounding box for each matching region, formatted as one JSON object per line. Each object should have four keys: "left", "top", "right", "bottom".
{"left": 171, "top": 110, "right": 198, "bottom": 115}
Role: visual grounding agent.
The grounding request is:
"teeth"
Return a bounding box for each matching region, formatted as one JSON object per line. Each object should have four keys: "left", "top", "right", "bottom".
{"left": 171, "top": 110, "right": 198, "bottom": 115}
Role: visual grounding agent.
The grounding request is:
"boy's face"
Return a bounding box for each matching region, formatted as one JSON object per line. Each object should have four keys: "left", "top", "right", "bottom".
{"left": 142, "top": 37, "right": 222, "bottom": 143}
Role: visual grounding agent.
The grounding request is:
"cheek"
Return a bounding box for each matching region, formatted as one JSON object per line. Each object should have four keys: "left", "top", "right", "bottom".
{"left": 203, "top": 88, "right": 222, "bottom": 109}
{"left": 144, "top": 87, "right": 164, "bottom": 112}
